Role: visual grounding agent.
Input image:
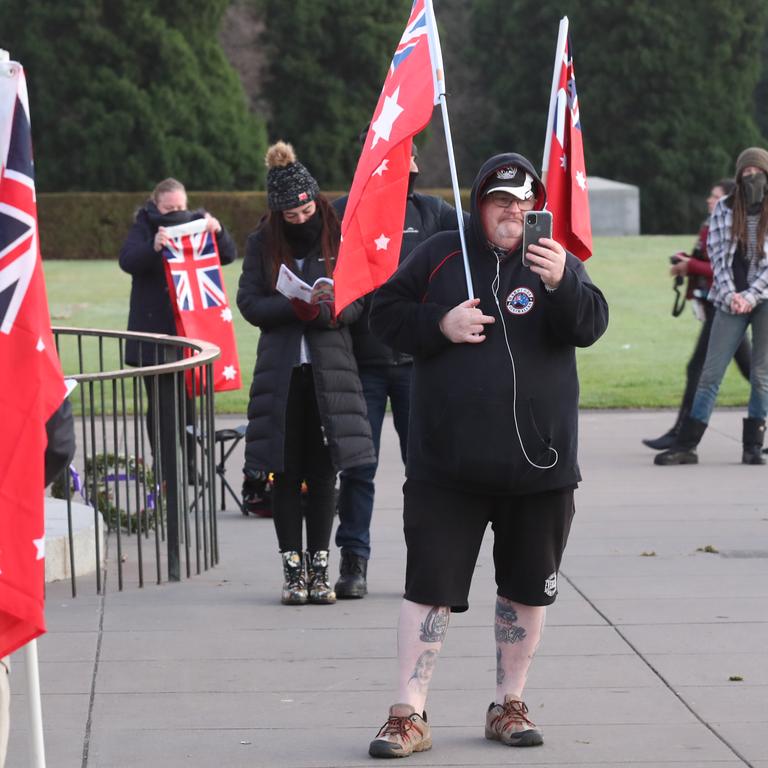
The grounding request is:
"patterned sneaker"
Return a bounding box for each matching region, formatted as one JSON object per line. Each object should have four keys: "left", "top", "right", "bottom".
{"left": 369, "top": 704, "right": 432, "bottom": 758}
{"left": 485, "top": 695, "right": 543, "bottom": 747}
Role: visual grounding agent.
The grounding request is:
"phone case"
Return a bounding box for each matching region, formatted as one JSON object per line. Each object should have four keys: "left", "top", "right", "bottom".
{"left": 522, "top": 211, "right": 552, "bottom": 266}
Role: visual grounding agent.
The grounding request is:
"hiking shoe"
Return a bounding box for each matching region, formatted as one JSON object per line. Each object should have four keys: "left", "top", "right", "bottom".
{"left": 485, "top": 695, "right": 543, "bottom": 747}
{"left": 369, "top": 704, "right": 431, "bottom": 758}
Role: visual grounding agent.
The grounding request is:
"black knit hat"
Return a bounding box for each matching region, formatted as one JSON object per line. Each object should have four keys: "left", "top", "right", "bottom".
{"left": 265, "top": 141, "right": 320, "bottom": 211}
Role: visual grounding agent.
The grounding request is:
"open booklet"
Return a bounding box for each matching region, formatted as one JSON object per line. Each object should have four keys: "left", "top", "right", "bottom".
{"left": 276, "top": 263, "right": 334, "bottom": 304}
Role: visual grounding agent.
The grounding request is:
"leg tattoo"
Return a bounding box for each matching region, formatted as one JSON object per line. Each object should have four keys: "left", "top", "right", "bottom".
{"left": 409, "top": 649, "right": 438, "bottom": 691}
{"left": 419, "top": 606, "right": 449, "bottom": 643}
{"left": 495, "top": 600, "right": 527, "bottom": 645}
{"left": 397, "top": 601, "right": 450, "bottom": 712}
{"left": 494, "top": 597, "right": 546, "bottom": 703}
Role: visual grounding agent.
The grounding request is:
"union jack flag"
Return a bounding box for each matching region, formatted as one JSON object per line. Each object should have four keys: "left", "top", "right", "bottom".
{"left": 0, "top": 73, "right": 36, "bottom": 335}
{"left": 161, "top": 219, "right": 241, "bottom": 393}
{"left": 390, "top": 1, "right": 428, "bottom": 75}
{"left": 163, "top": 225, "right": 225, "bottom": 312}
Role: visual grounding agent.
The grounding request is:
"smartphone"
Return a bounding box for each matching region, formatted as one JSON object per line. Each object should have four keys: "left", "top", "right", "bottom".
{"left": 521, "top": 210, "right": 553, "bottom": 267}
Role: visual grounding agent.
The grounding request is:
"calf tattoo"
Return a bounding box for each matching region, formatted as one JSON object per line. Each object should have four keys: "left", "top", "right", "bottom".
{"left": 419, "top": 607, "right": 449, "bottom": 643}
{"left": 496, "top": 646, "right": 505, "bottom": 685}
{"left": 495, "top": 598, "right": 527, "bottom": 645}
{"left": 409, "top": 649, "right": 438, "bottom": 690}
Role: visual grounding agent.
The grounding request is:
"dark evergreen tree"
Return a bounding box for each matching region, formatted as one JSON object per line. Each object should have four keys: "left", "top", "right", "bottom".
{"left": 470, "top": 0, "right": 768, "bottom": 232}
{"left": 261, "top": 0, "right": 412, "bottom": 189}
{"left": 1, "top": 0, "right": 267, "bottom": 191}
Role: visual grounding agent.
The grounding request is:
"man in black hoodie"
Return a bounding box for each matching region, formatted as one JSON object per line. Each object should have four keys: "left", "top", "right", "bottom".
{"left": 366, "top": 153, "right": 608, "bottom": 758}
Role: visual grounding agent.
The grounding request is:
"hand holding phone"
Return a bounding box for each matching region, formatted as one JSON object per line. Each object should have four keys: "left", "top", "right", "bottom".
{"left": 521, "top": 210, "right": 553, "bottom": 267}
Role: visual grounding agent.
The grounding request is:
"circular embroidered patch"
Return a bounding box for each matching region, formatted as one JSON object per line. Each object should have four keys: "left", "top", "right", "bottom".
{"left": 506, "top": 287, "right": 535, "bottom": 315}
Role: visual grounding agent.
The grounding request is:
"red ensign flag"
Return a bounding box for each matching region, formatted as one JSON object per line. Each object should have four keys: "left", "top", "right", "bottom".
{"left": 544, "top": 33, "right": 592, "bottom": 261}
{"left": 0, "top": 61, "right": 66, "bottom": 658}
{"left": 334, "top": 0, "right": 438, "bottom": 313}
{"left": 161, "top": 219, "right": 242, "bottom": 395}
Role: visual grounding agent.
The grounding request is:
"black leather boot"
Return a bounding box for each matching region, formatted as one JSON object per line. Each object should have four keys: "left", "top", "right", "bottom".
{"left": 654, "top": 417, "right": 707, "bottom": 465}
{"left": 742, "top": 418, "right": 766, "bottom": 465}
{"left": 642, "top": 408, "right": 687, "bottom": 450}
{"left": 334, "top": 551, "right": 368, "bottom": 599}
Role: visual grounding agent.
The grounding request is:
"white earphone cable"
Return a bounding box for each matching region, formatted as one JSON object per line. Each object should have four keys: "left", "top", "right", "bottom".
{"left": 490, "top": 253, "right": 558, "bottom": 470}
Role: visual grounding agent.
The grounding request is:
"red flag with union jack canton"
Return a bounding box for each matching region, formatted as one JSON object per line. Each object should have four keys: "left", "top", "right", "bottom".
{"left": 333, "top": 0, "right": 439, "bottom": 312}
{"left": 0, "top": 61, "right": 67, "bottom": 658}
{"left": 161, "top": 219, "right": 241, "bottom": 394}
{"left": 545, "top": 34, "right": 592, "bottom": 261}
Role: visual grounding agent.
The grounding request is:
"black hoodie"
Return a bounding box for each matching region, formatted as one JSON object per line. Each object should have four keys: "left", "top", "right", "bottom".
{"left": 370, "top": 153, "right": 609, "bottom": 495}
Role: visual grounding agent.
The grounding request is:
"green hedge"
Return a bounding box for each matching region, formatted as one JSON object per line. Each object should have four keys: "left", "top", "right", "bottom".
{"left": 37, "top": 189, "right": 471, "bottom": 261}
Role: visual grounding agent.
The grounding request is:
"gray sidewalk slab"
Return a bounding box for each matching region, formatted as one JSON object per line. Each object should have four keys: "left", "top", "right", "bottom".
{"left": 5, "top": 409, "right": 767, "bottom": 767}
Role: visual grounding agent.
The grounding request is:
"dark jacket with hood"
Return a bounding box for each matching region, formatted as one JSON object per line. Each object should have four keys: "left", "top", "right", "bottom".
{"left": 370, "top": 153, "right": 609, "bottom": 495}
{"left": 333, "top": 192, "right": 467, "bottom": 368}
{"left": 119, "top": 201, "right": 237, "bottom": 366}
{"left": 237, "top": 210, "right": 375, "bottom": 474}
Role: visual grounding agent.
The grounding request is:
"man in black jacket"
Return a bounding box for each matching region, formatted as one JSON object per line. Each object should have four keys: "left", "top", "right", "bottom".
{"left": 332, "top": 144, "right": 467, "bottom": 599}
{"left": 366, "top": 153, "right": 608, "bottom": 758}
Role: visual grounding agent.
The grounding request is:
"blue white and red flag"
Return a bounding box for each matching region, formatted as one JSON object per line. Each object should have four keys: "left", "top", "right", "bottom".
{"left": 543, "top": 26, "right": 592, "bottom": 261}
{"left": 334, "top": 0, "right": 440, "bottom": 312}
{"left": 0, "top": 60, "right": 66, "bottom": 658}
{"left": 162, "top": 220, "right": 241, "bottom": 393}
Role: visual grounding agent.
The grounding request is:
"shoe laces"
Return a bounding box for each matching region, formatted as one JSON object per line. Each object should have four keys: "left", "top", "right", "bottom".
{"left": 377, "top": 713, "right": 419, "bottom": 742}
{"left": 494, "top": 699, "right": 535, "bottom": 730}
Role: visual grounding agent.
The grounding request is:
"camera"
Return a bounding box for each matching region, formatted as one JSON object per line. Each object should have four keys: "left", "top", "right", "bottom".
{"left": 527, "top": 214, "right": 537, "bottom": 225}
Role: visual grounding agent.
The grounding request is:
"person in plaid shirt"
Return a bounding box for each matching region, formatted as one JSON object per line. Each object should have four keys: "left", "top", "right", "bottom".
{"left": 656, "top": 147, "right": 768, "bottom": 466}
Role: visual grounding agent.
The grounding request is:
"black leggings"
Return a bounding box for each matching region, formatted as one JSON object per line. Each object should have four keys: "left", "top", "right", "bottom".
{"left": 680, "top": 302, "right": 751, "bottom": 413}
{"left": 272, "top": 365, "right": 336, "bottom": 552}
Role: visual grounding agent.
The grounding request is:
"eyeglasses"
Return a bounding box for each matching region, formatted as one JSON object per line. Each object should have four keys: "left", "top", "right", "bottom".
{"left": 486, "top": 192, "right": 535, "bottom": 210}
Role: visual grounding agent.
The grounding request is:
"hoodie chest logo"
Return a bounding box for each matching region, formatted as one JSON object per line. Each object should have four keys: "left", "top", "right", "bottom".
{"left": 506, "top": 287, "right": 535, "bottom": 315}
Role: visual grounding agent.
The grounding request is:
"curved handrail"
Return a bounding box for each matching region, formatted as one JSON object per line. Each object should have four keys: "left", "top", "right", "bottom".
{"left": 52, "top": 326, "right": 221, "bottom": 382}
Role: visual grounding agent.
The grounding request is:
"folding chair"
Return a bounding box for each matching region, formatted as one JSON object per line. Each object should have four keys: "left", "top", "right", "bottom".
{"left": 188, "top": 424, "right": 247, "bottom": 513}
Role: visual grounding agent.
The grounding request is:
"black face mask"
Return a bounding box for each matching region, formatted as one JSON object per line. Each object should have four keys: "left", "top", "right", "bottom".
{"left": 284, "top": 208, "right": 323, "bottom": 247}
{"left": 407, "top": 171, "right": 419, "bottom": 197}
{"left": 146, "top": 201, "right": 194, "bottom": 229}
{"left": 742, "top": 172, "right": 768, "bottom": 207}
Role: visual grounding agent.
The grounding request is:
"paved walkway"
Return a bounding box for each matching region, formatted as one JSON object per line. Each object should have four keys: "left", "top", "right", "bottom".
{"left": 6, "top": 410, "right": 768, "bottom": 767}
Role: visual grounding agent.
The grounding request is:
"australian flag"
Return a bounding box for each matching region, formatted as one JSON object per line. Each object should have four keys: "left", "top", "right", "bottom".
{"left": 161, "top": 219, "right": 241, "bottom": 393}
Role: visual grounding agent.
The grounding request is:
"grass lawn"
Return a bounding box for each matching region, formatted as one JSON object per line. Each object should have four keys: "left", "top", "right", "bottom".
{"left": 43, "top": 236, "right": 752, "bottom": 413}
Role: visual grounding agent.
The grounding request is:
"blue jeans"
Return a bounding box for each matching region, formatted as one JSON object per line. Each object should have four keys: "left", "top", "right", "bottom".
{"left": 335, "top": 364, "right": 412, "bottom": 559}
{"left": 690, "top": 303, "right": 768, "bottom": 424}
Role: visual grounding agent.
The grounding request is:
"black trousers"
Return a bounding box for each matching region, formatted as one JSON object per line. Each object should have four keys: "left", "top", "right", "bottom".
{"left": 680, "top": 301, "right": 751, "bottom": 413}
{"left": 272, "top": 365, "right": 336, "bottom": 552}
{"left": 143, "top": 376, "right": 197, "bottom": 473}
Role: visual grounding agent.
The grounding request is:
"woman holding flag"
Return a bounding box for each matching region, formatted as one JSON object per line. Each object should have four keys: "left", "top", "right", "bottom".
{"left": 237, "top": 142, "right": 374, "bottom": 606}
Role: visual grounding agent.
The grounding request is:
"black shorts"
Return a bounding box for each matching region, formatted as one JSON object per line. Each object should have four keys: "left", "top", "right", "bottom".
{"left": 402, "top": 478, "right": 575, "bottom": 612}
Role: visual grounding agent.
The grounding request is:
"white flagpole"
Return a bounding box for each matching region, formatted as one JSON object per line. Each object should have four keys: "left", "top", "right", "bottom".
{"left": 541, "top": 16, "right": 569, "bottom": 184}
{"left": 424, "top": 0, "right": 474, "bottom": 300}
{"left": 24, "top": 640, "right": 47, "bottom": 767}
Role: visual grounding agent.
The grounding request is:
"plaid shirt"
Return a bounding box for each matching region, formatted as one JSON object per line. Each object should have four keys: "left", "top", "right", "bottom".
{"left": 707, "top": 198, "right": 768, "bottom": 312}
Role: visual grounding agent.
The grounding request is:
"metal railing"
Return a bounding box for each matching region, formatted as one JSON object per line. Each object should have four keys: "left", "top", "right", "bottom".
{"left": 51, "top": 327, "right": 221, "bottom": 595}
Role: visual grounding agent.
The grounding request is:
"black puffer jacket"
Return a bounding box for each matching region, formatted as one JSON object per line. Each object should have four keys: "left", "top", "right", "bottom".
{"left": 119, "top": 202, "right": 237, "bottom": 366}
{"left": 237, "top": 229, "right": 375, "bottom": 473}
{"left": 370, "top": 153, "right": 609, "bottom": 495}
{"left": 333, "top": 192, "right": 467, "bottom": 367}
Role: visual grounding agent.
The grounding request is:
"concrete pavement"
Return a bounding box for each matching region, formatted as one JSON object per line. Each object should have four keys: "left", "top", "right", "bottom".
{"left": 5, "top": 409, "right": 768, "bottom": 767}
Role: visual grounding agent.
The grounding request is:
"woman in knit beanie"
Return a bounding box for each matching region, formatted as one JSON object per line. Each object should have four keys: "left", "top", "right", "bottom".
{"left": 656, "top": 147, "right": 768, "bottom": 466}
{"left": 236, "top": 141, "right": 374, "bottom": 605}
